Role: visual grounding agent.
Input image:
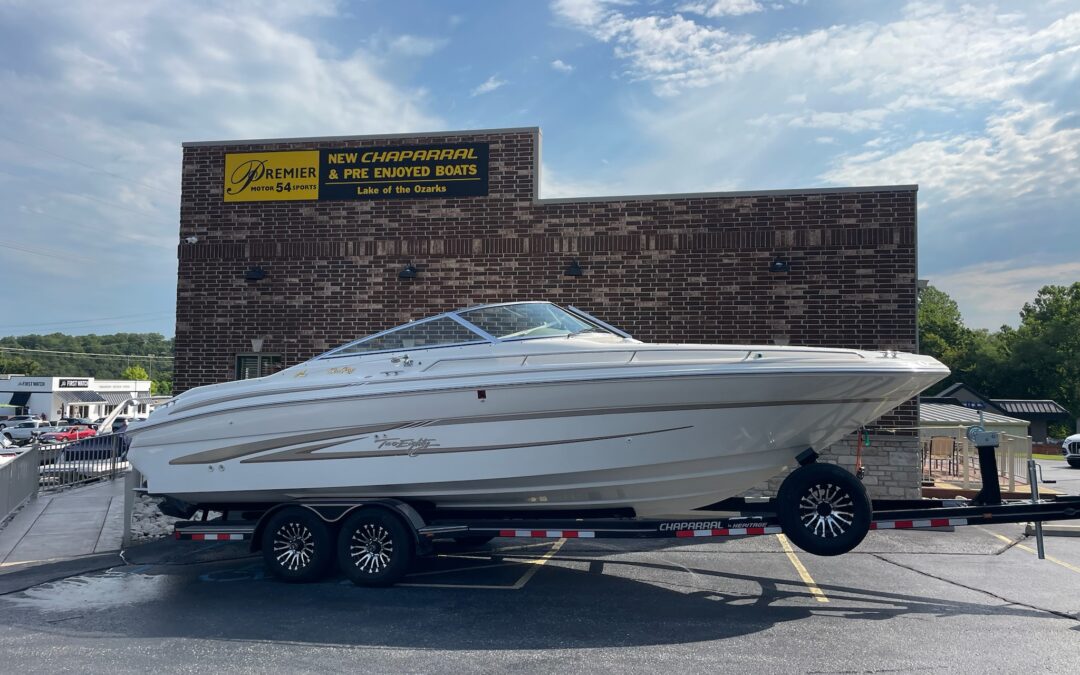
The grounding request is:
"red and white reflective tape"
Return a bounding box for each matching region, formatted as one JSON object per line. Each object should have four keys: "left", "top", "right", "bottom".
{"left": 675, "top": 526, "right": 783, "bottom": 538}
{"left": 871, "top": 517, "right": 968, "bottom": 530}
{"left": 497, "top": 529, "right": 596, "bottom": 538}
{"left": 176, "top": 532, "right": 248, "bottom": 541}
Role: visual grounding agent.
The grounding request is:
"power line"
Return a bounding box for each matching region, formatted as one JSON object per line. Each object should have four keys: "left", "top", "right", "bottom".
{"left": 7, "top": 202, "right": 173, "bottom": 246}
{"left": 0, "top": 240, "right": 81, "bottom": 262}
{"left": 0, "top": 133, "right": 181, "bottom": 198}
{"left": 0, "top": 346, "right": 173, "bottom": 359}
{"left": 3, "top": 311, "right": 174, "bottom": 329}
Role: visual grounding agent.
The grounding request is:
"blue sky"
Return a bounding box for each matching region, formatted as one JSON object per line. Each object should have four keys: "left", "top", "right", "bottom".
{"left": 1, "top": 0, "right": 1078, "bottom": 337}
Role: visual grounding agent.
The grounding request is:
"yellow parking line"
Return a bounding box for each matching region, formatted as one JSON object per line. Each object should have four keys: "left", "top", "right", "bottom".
{"left": 510, "top": 537, "right": 566, "bottom": 589}
{"left": 777, "top": 534, "right": 829, "bottom": 603}
{"left": 980, "top": 528, "right": 1080, "bottom": 575}
{"left": 398, "top": 538, "right": 566, "bottom": 590}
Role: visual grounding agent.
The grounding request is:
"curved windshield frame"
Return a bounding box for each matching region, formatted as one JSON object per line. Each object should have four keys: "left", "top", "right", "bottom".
{"left": 317, "top": 302, "right": 616, "bottom": 359}
{"left": 457, "top": 303, "right": 611, "bottom": 341}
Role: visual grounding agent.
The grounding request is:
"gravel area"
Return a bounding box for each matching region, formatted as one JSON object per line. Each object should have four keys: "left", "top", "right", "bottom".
{"left": 130, "top": 495, "right": 182, "bottom": 541}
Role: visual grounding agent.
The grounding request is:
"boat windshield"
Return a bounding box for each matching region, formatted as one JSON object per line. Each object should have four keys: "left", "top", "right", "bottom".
{"left": 320, "top": 303, "right": 614, "bottom": 358}
{"left": 457, "top": 303, "right": 611, "bottom": 340}
{"left": 331, "top": 316, "right": 486, "bottom": 356}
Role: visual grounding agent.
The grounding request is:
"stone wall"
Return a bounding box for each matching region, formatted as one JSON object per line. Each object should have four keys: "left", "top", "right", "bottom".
{"left": 743, "top": 434, "right": 922, "bottom": 500}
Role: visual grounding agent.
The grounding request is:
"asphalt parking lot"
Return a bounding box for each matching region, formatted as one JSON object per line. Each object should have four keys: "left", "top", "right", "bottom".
{"left": 2, "top": 496, "right": 1080, "bottom": 674}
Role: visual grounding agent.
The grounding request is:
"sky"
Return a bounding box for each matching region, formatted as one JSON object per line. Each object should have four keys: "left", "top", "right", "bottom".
{"left": 1, "top": 0, "right": 1078, "bottom": 337}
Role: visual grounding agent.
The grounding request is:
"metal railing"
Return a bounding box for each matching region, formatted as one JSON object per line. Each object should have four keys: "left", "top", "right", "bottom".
{"left": 920, "top": 425, "right": 1033, "bottom": 491}
{"left": 1, "top": 445, "right": 40, "bottom": 522}
{"left": 35, "top": 433, "right": 129, "bottom": 493}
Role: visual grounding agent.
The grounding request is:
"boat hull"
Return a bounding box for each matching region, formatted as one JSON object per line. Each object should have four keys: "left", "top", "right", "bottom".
{"left": 130, "top": 367, "right": 941, "bottom": 516}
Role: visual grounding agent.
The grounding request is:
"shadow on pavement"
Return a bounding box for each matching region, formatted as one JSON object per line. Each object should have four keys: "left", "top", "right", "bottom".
{"left": 1, "top": 543, "right": 1068, "bottom": 651}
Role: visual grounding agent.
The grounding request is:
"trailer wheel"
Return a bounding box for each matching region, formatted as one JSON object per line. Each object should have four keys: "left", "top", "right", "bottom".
{"left": 261, "top": 508, "right": 334, "bottom": 583}
{"left": 776, "top": 462, "right": 871, "bottom": 557}
{"left": 337, "top": 509, "right": 414, "bottom": 587}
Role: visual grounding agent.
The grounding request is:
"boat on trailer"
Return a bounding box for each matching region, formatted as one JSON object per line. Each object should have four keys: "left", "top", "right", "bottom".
{"left": 128, "top": 302, "right": 948, "bottom": 517}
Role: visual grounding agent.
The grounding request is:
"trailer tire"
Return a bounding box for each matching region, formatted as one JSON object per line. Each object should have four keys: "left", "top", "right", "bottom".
{"left": 337, "top": 509, "right": 414, "bottom": 587}
{"left": 777, "top": 462, "right": 871, "bottom": 557}
{"left": 261, "top": 508, "right": 334, "bottom": 583}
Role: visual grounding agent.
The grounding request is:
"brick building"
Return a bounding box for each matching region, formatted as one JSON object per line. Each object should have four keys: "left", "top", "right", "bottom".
{"left": 175, "top": 127, "right": 921, "bottom": 497}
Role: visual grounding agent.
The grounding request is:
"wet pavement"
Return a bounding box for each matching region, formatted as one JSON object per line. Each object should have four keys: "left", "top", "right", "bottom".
{"left": 1, "top": 523, "right": 1079, "bottom": 673}
{"left": 1, "top": 463, "right": 1078, "bottom": 672}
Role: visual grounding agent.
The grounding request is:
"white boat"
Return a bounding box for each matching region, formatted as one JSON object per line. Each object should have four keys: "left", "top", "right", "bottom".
{"left": 128, "top": 302, "right": 948, "bottom": 516}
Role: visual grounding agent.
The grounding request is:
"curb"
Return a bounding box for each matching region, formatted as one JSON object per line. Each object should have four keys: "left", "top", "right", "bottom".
{"left": 0, "top": 552, "right": 124, "bottom": 596}
{"left": 1025, "top": 523, "right": 1080, "bottom": 538}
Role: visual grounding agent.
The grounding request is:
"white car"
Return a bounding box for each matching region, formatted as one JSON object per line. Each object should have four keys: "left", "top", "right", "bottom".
{"left": 0, "top": 415, "right": 37, "bottom": 430}
{"left": 1063, "top": 434, "right": 1080, "bottom": 468}
{"left": 2, "top": 420, "right": 60, "bottom": 445}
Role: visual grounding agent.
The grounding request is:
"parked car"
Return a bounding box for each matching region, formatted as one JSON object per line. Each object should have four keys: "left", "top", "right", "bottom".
{"left": 0, "top": 415, "right": 37, "bottom": 430}
{"left": 38, "top": 434, "right": 129, "bottom": 486}
{"left": 1063, "top": 434, "right": 1080, "bottom": 468}
{"left": 57, "top": 417, "right": 95, "bottom": 428}
{"left": 2, "top": 420, "right": 60, "bottom": 445}
{"left": 38, "top": 425, "right": 97, "bottom": 444}
{"left": 92, "top": 416, "right": 143, "bottom": 434}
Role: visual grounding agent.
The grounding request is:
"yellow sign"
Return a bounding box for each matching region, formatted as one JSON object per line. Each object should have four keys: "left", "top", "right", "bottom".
{"left": 223, "top": 151, "right": 319, "bottom": 202}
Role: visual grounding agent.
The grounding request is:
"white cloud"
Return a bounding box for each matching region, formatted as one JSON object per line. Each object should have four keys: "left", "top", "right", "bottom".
{"left": 0, "top": 0, "right": 441, "bottom": 325}
{"left": 823, "top": 101, "right": 1080, "bottom": 202}
{"left": 551, "top": 59, "right": 575, "bottom": 72}
{"left": 551, "top": 0, "right": 1080, "bottom": 327}
{"left": 680, "top": 1, "right": 764, "bottom": 18}
{"left": 931, "top": 259, "right": 1080, "bottom": 329}
{"left": 471, "top": 75, "right": 508, "bottom": 96}
{"left": 386, "top": 34, "right": 448, "bottom": 56}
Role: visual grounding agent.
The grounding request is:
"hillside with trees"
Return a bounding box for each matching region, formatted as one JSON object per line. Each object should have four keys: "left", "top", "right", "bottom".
{"left": 0, "top": 332, "right": 173, "bottom": 395}
{"left": 919, "top": 282, "right": 1079, "bottom": 436}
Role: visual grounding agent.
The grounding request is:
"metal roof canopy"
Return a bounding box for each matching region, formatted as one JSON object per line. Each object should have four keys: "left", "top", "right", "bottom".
{"left": 992, "top": 399, "right": 1070, "bottom": 417}
{"left": 920, "top": 403, "right": 1029, "bottom": 426}
{"left": 55, "top": 390, "right": 107, "bottom": 404}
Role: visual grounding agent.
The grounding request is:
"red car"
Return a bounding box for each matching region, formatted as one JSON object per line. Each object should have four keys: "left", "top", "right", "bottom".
{"left": 39, "top": 425, "right": 97, "bottom": 443}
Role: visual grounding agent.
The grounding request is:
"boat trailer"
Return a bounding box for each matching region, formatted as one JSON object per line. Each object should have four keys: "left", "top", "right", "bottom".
{"left": 172, "top": 433, "right": 1077, "bottom": 585}
{"left": 173, "top": 463, "right": 1079, "bottom": 585}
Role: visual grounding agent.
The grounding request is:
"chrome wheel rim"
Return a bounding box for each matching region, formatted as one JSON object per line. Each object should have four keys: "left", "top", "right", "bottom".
{"left": 349, "top": 523, "right": 394, "bottom": 574}
{"left": 798, "top": 482, "right": 855, "bottom": 538}
{"left": 273, "top": 522, "right": 315, "bottom": 571}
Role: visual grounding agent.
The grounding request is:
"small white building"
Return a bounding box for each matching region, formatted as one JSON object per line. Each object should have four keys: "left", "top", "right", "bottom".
{"left": 0, "top": 375, "right": 152, "bottom": 421}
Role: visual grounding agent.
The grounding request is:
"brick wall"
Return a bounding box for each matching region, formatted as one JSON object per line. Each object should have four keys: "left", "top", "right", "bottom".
{"left": 175, "top": 127, "right": 920, "bottom": 469}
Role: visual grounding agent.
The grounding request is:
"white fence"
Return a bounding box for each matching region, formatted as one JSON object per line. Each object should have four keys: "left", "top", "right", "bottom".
{"left": 1, "top": 446, "right": 39, "bottom": 522}
{"left": 920, "top": 425, "right": 1033, "bottom": 491}
{"left": 36, "top": 433, "right": 129, "bottom": 493}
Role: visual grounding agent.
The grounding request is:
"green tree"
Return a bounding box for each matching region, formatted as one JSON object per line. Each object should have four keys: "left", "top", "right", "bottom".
{"left": 120, "top": 365, "right": 151, "bottom": 381}
{"left": 0, "top": 354, "right": 43, "bottom": 375}
{"left": 918, "top": 285, "right": 970, "bottom": 363}
{"left": 152, "top": 378, "right": 173, "bottom": 396}
{"left": 999, "top": 283, "right": 1080, "bottom": 434}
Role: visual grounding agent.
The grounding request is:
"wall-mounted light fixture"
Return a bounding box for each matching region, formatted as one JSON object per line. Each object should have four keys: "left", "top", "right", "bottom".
{"left": 398, "top": 263, "right": 418, "bottom": 280}
{"left": 769, "top": 257, "right": 790, "bottom": 273}
{"left": 564, "top": 258, "right": 584, "bottom": 277}
{"left": 244, "top": 265, "right": 266, "bottom": 281}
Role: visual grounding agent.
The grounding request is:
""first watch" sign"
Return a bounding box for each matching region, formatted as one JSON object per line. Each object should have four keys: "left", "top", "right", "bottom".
{"left": 223, "top": 143, "right": 489, "bottom": 203}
